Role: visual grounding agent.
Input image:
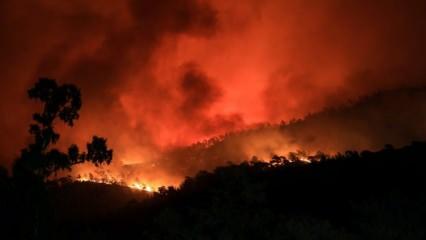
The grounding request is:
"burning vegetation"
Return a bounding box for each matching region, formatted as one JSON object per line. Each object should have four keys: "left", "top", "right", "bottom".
{"left": 68, "top": 87, "right": 426, "bottom": 189}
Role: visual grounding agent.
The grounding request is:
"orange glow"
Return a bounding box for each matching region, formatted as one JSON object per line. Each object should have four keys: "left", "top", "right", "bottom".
{"left": 76, "top": 175, "right": 157, "bottom": 193}
{"left": 129, "top": 182, "right": 154, "bottom": 192}
{"left": 0, "top": 0, "right": 425, "bottom": 189}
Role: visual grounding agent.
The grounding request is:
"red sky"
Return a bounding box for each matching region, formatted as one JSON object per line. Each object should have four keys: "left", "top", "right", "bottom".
{"left": 0, "top": 0, "right": 425, "bottom": 186}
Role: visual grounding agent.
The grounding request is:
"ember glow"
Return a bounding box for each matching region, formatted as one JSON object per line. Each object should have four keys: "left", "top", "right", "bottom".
{"left": 130, "top": 183, "right": 154, "bottom": 192}
{"left": 76, "top": 174, "right": 157, "bottom": 193}
{"left": 0, "top": 0, "right": 426, "bottom": 187}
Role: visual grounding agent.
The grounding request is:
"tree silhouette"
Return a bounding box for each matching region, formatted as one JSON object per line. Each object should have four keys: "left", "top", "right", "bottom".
{"left": 13, "top": 78, "right": 113, "bottom": 181}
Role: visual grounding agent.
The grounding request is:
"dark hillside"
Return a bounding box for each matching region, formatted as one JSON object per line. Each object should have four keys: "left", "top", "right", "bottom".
{"left": 49, "top": 181, "right": 150, "bottom": 222}
{"left": 50, "top": 141, "right": 426, "bottom": 240}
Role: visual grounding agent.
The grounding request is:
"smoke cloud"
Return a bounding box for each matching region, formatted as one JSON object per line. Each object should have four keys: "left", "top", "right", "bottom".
{"left": 0, "top": 0, "right": 425, "bottom": 186}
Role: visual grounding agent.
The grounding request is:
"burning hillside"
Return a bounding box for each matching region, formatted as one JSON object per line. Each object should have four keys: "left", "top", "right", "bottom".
{"left": 68, "top": 87, "right": 426, "bottom": 188}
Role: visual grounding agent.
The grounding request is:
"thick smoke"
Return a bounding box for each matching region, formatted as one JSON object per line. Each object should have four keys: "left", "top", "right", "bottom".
{"left": 0, "top": 0, "right": 425, "bottom": 187}
{"left": 0, "top": 0, "right": 219, "bottom": 164}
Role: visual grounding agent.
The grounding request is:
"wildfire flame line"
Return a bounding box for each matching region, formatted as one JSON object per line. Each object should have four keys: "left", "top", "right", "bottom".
{"left": 76, "top": 176, "right": 156, "bottom": 193}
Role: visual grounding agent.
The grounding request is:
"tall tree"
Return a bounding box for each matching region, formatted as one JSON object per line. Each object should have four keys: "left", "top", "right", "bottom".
{"left": 13, "top": 78, "right": 113, "bottom": 181}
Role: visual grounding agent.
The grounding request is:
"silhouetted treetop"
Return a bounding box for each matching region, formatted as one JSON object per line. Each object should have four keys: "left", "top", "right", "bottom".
{"left": 29, "top": 78, "right": 81, "bottom": 127}
{"left": 13, "top": 78, "right": 113, "bottom": 180}
{"left": 68, "top": 136, "right": 113, "bottom": 166}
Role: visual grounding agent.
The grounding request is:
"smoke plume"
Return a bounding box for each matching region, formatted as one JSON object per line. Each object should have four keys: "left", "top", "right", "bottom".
{"left": 0, "top": 0, "right": 425, "bottom": 186}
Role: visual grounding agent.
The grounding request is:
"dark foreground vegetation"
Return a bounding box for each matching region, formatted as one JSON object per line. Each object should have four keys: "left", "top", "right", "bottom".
{"left": 2, "top": 141, "right": 426, "bottom": 239}
{"left": 96, "top": 142, "right": 426, "bottom": 240}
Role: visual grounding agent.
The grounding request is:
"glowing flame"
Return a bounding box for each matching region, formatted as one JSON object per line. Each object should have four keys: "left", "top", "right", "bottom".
{"left": 70, "top": 148, "right": 319, "bottom": 192}
{"left": 129, "top": 182, "right": 154, "bottom": 192}
{"left": 76, "top": 175, "right": 156, "bottom": 193}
